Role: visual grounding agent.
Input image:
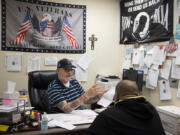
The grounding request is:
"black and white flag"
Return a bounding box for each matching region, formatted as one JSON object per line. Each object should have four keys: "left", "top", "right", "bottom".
{"left": 120, "top": 0, "right": 173, "bottom": 44}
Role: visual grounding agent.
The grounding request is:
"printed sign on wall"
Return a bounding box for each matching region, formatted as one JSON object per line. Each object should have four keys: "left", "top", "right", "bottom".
{"left": 120, "top": 0, "right": 173, "bottom": 44}
{"left": 1, "top": 0, "right": 86, "bottom": 53}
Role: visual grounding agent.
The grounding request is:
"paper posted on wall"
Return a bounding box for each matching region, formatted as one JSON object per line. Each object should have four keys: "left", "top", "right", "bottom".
{"left": 5, "top": 53, "right": 22, "bottom": 71}
{"left": 177, "top": 81, "right": 180, "bottom": 98}
{"left": 146, "top": 75, "right": 155, "bottom": 90}
{"left": 144, "top": 48, "right": 153, "bottom": 68}
{"left": 125, "top": 46, "right": 132, "bottom": 59}
{"left": 171, "top": 58, "right": 180, "bottom": 79}
{"left": 147, "top": 68, "right": 159, "bottom": 87}
{"left": 159, "top": 60, "right": 172, "bottom": 80}
{"left": 159, "top": 80, "right": 171, "bottom": 101}
{"left": 71, "top": 59, "right": 88, "bottom": 82}
{"left": 27, "top": 56, "right": 40, "bottom": 73}
{"left": 152, "top": 46, "right": 166, "bottom": 65}
{"left": 77, "top": 54, "right": 93, "bottom": 70}
{"left": 132, "top": 48, "right": 144, "bottom": 65}
{"left": 44, "top": 57, "right": 57, "bottom": 66}
{"left": 75, "top": 66, "right": 88, "bottom": 81}
{"left": 151, "top": 64, "right": 159, "bottom": 71}
{"left": 176, "top": 55, "right": 180, "bottom": 65}
{"left": 121, "top": 59, "right": 131, "bottom": 74}
{"left": 175, "top": 45, "right": 180, "bottom": 65}
{"left": 139, "top": 65, "right": 148, "bottom": 75}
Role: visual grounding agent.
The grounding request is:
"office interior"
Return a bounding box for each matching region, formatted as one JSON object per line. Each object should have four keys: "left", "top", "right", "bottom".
{"left": 0, "top": 0, "right": 180, "bottom": 108}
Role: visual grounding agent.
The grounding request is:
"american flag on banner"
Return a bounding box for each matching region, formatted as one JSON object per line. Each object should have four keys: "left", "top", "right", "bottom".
{"left": 63, "top": 16, "right": 79, "bottom": 47}
{"left": 11, "top": 10, "right": 32, "bottom": 45}
{"left": 165, "top": 37, "right": 177, "bottom": 53}
{"left": 40, "top": 21, "right": 55, "bottom": 37}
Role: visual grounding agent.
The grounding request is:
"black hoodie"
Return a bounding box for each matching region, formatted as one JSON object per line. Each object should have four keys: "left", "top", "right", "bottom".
{"left": 86, "top": 97, "right": 165, "bottom": 135}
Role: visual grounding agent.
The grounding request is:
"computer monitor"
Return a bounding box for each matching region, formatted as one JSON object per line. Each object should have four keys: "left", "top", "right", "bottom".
{"left": 122, "top": 68, "right": 144, "bottom": 91}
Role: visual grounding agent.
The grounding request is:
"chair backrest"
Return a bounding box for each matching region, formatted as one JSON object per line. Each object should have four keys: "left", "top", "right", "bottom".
{"left": 28, "top": 70, "right": 57, "bottom": 113}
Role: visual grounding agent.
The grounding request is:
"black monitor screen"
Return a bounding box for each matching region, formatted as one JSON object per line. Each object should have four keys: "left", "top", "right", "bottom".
{"left": 122, "top": 69, "right": 143, "bottom": 91}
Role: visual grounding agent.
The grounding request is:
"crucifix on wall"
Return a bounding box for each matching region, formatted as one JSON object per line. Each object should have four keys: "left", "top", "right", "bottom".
{"left": 89, "top": 34, "right": 98, "bottom": 50}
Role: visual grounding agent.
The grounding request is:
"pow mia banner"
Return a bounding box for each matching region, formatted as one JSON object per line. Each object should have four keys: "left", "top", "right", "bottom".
{"left": 120, "top": 0, "right": 173, "bottom": 44}
{"left": 1, "top": 0, "right": 86, "bottom": 53}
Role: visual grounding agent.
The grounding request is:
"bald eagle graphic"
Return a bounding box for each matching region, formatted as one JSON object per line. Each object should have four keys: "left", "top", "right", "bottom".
{"left": 31, "top": 13, "right": 63, "bottom": 47}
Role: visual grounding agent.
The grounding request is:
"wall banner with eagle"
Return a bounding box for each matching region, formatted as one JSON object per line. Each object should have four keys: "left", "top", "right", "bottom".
{"left": 1, "top": 0, "right": 86, "bottom": 53}
{"left": 120, "top": 0, "right": 173, "bottom": 44}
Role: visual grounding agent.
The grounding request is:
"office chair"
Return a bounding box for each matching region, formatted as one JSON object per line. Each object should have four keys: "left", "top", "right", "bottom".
{"left": 28, "top": 70, "right": 57, "bottom": 113}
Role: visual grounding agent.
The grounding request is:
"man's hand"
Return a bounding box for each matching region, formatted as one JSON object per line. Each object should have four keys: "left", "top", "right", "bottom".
{"left": 56, "top": 84, "right": 108, "bottom": 113}
{"left": 84, "top": 84, "right": 108, "bottom": 104}
{"left": 86, "top": 84, "right": 106, "bottom": 97}
{"left": 97, "top": 89, "right": 108, "bottom": 99}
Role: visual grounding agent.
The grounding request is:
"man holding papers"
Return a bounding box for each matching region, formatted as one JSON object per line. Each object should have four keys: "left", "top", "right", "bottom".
{"left": 86, "top": 80, "right": 165, "bottom": 135}
{"left": 48, "top": 58, "right": 107, "bottom": 113}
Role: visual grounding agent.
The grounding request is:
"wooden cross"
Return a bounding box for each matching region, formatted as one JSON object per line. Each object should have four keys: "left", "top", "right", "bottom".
{"left": 89, "top": 34, "right": 98, "bottom": 50}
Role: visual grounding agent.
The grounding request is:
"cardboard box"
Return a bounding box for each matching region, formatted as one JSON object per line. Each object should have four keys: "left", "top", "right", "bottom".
{"left": 156, "top": 106, "right": 180, "bottom": 135}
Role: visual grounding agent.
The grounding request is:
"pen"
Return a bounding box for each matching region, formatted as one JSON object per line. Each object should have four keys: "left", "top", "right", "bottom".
{"left": 48, "top": 119, "right": 53, "bottom": 122}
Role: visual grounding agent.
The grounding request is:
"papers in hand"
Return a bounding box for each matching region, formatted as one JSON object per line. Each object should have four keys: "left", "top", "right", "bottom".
{"left": 97, "top": 87, "right": 115, "bottom": 107}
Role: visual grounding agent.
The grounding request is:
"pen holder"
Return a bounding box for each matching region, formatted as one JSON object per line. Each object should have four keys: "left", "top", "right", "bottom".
{"left": 30, "top": 118, "right": 40, "bottom": 128}
{"left": 28, "top": 111, "right": 41, "bottom": 128}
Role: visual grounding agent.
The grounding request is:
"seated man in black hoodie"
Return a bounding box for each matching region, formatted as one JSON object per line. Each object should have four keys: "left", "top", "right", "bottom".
{"left": 86, "top": 80, "right": 165, "bottom": 135}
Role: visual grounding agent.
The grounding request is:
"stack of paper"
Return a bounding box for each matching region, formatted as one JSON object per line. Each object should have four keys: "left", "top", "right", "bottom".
{"left": 0, "top": 105, "right": 18, "bottom": 112}
{"left": 46, "top": 109, "right": 98, "bottom": 130}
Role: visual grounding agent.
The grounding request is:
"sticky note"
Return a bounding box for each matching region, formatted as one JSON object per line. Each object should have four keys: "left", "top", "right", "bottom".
{"left": 0, "top": 125, "right": 9, "bottom": 132}
{"left": 3, "top": 99, "right": 11, "bottom": 104}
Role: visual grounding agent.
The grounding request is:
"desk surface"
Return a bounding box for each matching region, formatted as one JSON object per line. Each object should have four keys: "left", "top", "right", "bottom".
{"left": 6, "top": 124, "right": 90, "bottom": 135}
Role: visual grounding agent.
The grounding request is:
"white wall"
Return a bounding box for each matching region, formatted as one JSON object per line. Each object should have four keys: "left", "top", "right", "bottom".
{"left": 0, "top": 0, "right": 180, "bottom": 107}
{"left": 0, "top": 0, "right": 124, "bottom": 97}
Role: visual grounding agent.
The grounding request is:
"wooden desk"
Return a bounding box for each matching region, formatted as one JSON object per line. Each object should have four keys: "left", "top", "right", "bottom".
{"left": 6, "top": 124, "right": 90, "bottom": 135}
